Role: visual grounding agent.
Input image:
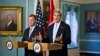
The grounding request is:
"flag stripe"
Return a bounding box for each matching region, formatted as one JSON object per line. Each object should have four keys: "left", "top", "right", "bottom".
{"left": 48, "top": 0, "right": 55, "bottom": 24}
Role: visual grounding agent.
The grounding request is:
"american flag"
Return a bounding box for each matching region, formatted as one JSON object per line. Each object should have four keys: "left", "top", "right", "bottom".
{"left": 36, "top": 0, "right": 44, "bottom": 28}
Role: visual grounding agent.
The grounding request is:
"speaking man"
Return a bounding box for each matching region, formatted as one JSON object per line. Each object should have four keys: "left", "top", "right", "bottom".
{"left": 45, "top": 9, "right": 71, "bottom": 56}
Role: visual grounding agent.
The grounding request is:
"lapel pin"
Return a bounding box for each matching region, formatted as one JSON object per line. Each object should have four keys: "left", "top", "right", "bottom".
{"left": 61, "top": 27, "right": 63, "bottom": 28}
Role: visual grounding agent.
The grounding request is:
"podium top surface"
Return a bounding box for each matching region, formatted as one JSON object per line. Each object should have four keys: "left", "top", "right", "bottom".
{"left": 3, "top": 41, "right": 63, "bottom": 51}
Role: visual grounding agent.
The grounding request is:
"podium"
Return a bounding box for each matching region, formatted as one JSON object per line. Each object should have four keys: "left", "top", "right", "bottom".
{"left": 28, "top": 42, "right": 63, "bottom": 51}
{"left": 3, "top": 41, "right": 27, "bottom": 56}
{"left": 27, "top": 42, "right": 63, "bottom": 56}
{"left": 3, "top": 41, "right": 27, "bottom": 48}
{"left": 3, "top": 41, "right": 63, "bottom": 56}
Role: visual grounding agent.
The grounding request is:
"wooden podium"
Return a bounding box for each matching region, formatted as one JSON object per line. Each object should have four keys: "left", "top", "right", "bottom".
{"left": 3, "top": 41, "right": 27, "bottom": 56}
{"left": 3, "top": 41, "right": 27, "bottom": 48}
{"left": 28, "top": 42, "right": 63, "bottom": 51}
{"left": 27, "top": 42, "right": 63, "bottom": 56}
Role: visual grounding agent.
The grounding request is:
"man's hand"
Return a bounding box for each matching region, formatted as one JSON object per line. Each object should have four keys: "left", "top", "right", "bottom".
{"left": 23, "top": 41, "right": 28, "bottom": 43}
{"left": 55, "top": 34, "right": 62, "bottom": 42}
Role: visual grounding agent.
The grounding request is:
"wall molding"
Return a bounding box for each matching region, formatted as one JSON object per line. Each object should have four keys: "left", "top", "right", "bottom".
{"left": 80, "top": 51, "right": 100, "bottom": 54}
{"left": 78, "top": 0, "right": 100, "bottom": 4}
{"left": 80, "top": 39, "right": 100, "bottom": 42}
{"left": 25, "top": 0, "right": 29, "bottom": 28}
{"left": 61, "top": 1, "right": 80, "bottom": 6}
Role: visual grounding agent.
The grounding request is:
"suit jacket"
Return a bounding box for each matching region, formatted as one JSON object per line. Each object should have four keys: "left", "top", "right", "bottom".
{"left": 5, "top": 21, "right": 17, "bottom": 31}
{"left": 45, "top": 21, "right": 71, "bottom": 56}
{"left": 22, "top": 26, "right": 42, "bottom": 56}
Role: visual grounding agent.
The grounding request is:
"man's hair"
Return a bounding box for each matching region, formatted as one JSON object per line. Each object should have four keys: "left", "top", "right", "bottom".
{"left": 29, "top": 14, "right": 37, "bottom": 20}
{"left": 7, "top": 14, "right": 13, "bottom": 18}
{"left": 53, "top": 8, "right": 62, "bottom": 16}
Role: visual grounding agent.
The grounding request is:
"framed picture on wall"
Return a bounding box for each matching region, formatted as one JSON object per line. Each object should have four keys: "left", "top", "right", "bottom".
{"left": 0, "top": 6, "right": 22, "bottom": 36}
{"left": 85, "top": 10, "right": 100, "bottom": 33}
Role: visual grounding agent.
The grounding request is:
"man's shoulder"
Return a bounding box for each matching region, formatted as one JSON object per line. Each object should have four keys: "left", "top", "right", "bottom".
{"left": 48, "top": 21, "right": 70, "bottom": 27}
{"left": 61, "top": 21, "right": 70, "bottom": 27}
{"left": 25, "top": 27, "right": 29, "bottom": 31}
{"left": 25, "top": 26, "right": 40, "bottom": 30}
{"left": 48, "top": 23, "right": 54, "bottom": 29}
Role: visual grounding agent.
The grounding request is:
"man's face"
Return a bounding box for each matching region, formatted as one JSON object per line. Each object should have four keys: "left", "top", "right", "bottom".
{"left": 28, "top": 17, "right": 36, "bottom": 27}
{"left": 7, "top": 15, "right": 13, "bottom": 22}
{"left": 53, "top": 12, "right": 61, "bottom": 23}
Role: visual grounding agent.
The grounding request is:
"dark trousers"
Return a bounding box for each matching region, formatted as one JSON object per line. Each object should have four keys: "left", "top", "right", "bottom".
{"left": 49, "top": 49, "right": 67, "bottom": 56}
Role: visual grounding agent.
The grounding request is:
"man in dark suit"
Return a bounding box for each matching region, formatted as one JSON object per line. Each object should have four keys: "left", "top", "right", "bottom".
{"left": 22, "top": 14, "right": 42, "bottom": 56}
{"left": 45, "top": 9, "right": 71, "bottom": 56}
{"left": 5, "top": 15, "right": 17, "bottom": 31}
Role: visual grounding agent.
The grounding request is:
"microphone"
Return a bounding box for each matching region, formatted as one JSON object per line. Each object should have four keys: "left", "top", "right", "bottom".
{"left": 35, "top": 32, "right": 42, "bottom": 43}
{"left": 32, "top": 35, "right": 36, "bottom": 42}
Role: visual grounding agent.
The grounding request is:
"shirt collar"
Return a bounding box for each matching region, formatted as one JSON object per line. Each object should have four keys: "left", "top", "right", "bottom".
{"left": 54, "top": 21, "right": 61, "bottom": 25}
{"left": 29, "top": 25, "right": 36, "bottom": 31}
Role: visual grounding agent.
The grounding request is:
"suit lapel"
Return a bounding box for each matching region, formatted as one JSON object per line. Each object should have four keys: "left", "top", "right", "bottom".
{"left": 50, "top": 24, "right": 54, "bottom": 42}
{"left": 26, "top": 28, "right": 30, "bottom": 40}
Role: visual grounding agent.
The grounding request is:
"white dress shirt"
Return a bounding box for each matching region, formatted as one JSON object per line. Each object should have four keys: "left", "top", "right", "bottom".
{"left": 29, "top": 25, "right": 36, "bottom": 39}
{"left": 53, "top": 21, "right": 61, "bottom": 43}
{"left": 7, "top": 20, "right": 12, "bottom": 26}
